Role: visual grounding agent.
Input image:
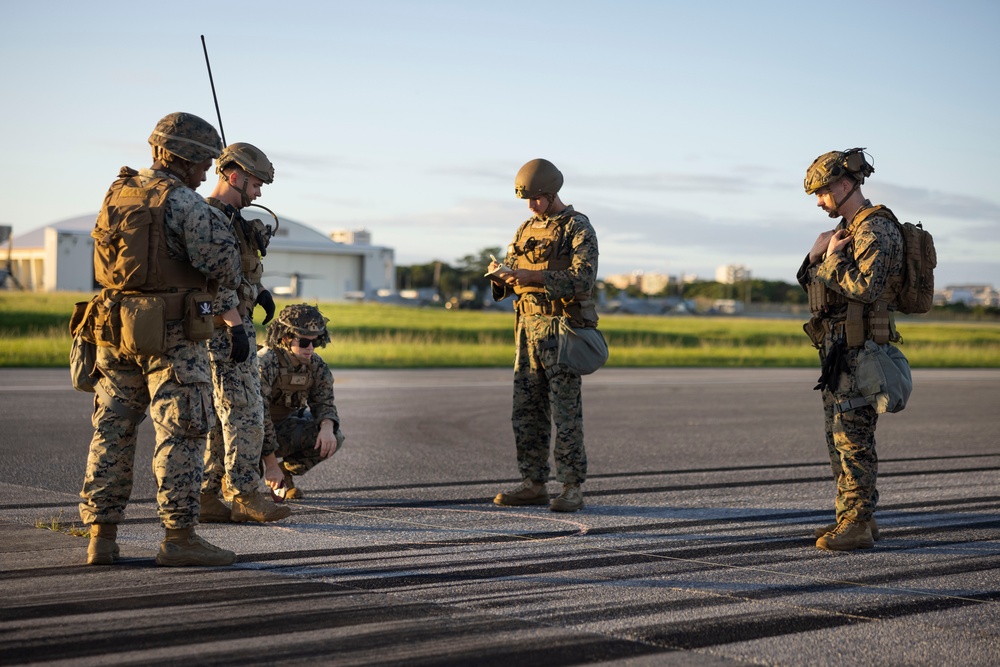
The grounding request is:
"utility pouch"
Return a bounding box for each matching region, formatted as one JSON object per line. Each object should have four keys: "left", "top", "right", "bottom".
{"left": 845, "top": 301, "right": 865, "bottom": 348}
{"left": 802, "top": 316, "right": 826, "bottom": 348}
{"left": 807, "top": 282, "right": 827, "bottom": 313}
{"left": 184, "top": 291, "right": 215, "bottom": 341}
{"left": 543, "top": 317, "right": 609, "bottom": 376}
{"left": 119, "top": 295, "right": 165, "bottom": 355}
{"left": 867, "top": 300, "right": 891, "bottom": 345}
{"left": 69, "top": 298, "right": 101, "bottom": 392}
{"left": 91, "top": 293, "right": 121, "bottom": 348}
{"left": 242, "top": 252, "right": 264, "bottom": 284}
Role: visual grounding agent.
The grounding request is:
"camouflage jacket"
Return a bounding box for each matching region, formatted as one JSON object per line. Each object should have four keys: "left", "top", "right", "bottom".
{"left": 139, "top": 168, "right": 242, "bottom": 292}
{"left": 492, "top": 205, "right": 599, "bottom": 304}
{"left": 258, "top": 346, "right": 340, "bottom": 456}
{"left": 797, "top": 201, "right": 905, "bottom": 323}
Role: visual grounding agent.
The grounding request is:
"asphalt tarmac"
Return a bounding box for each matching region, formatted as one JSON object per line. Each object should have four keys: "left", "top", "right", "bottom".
{"left": 1, "top": 367, "right": 999, "bottom": 666}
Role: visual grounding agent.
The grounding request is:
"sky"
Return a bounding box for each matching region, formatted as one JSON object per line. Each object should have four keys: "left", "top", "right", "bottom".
{"left": 1, "top": 0, "right": 998, "bottom": 287}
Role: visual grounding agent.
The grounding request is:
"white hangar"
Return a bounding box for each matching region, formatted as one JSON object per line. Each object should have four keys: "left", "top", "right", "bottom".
{"left": 4, "top": 213, "right": 394, "bottom": 301}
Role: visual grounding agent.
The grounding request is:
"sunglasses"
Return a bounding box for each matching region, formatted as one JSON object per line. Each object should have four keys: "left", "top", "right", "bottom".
{"left": 295, "top": 337, "right": 317, "bottom": 348}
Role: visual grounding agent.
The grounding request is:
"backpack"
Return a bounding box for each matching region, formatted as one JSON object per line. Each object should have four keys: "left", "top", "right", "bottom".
{"left": 859, "top": 206, "right": 937, "bottom": 314}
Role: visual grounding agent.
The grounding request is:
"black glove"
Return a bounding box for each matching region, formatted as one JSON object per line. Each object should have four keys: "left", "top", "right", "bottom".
{"left": 814, "top": 339, "right": 848, "bottom": 393}
{"left": 229, "top": 323, "right": 250, "bottom": 363}
{"left": 255, "top": 289, "right": 276, "bottom": 325}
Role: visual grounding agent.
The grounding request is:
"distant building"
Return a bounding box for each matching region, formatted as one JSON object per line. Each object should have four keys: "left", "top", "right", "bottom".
{"left": 5, "top": 214, "right": 395, "bottom": 301}
{"left": 716, "top": 264, "right": 751, "bottom": 284}
{"left": 330, "top": 228, "right": 371, "bottom": 245}
{"left": 604, "top": 270, "right": 671, "bottom": 295}
{"left": 936, "top": 284, "right": 998, "bottom": 307}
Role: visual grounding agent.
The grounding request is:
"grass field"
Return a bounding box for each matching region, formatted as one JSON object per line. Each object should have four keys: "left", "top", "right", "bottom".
{"left": 2, "top": 291, "right": 999, "bottom": 368}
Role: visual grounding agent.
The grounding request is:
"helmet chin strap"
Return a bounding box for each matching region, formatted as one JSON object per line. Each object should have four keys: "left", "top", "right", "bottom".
{"left": 230, "top": 172, "right": 253, "bottom": 208}
{"left": 829, "top": 178, "right": 860, "bottom": 219}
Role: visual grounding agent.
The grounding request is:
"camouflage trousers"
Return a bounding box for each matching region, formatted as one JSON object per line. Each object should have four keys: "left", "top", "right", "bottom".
{"left": 80, "top": 321, "right": 215, "bottom": 530}
{"left": 511, "top": 313, "right": 587, "bottom": 485}
{"left": 273, "top": 409, "right": 345, "bottom": 476}
{"left": 203, "top": 319, "right": 264, "bottom": 498}
{"left": 819, "top": 339, "right": 879, "bottom": 524}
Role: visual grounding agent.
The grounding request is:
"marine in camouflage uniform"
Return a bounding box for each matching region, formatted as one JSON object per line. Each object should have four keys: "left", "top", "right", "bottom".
{"left": 258, "top": 304, "right": 344, "bottom": 500}
{"left": 78, "top": 112, "right": 243, "bottom": 567}
{"left": 199, "top": 143, "right": 288, "bottom": 524}
{"left": 489, "top": 159, "right": 599, "bottom": 513}
{"left": 797, "top": 148, "right": 905, "bottom": 551}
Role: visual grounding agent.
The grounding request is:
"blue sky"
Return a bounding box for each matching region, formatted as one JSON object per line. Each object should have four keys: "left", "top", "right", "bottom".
{"left": 1, "top": 0, "right": 997, "bottom": 286}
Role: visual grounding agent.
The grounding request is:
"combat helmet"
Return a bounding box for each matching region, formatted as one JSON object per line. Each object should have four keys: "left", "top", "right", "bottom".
{"left": 804, "top": 147, "right": 874, "bottom": 195}
{"left": 266, "top": 303, "right": 331, "bottom": 349}
{"left": 148, "top": 112, "right": 223, "bottom": 164}
{"left": 216, "top": 142, "right": 275, "bottom": 184}
{"left": 515, "top": 159, "right": 563, "bottom": 199}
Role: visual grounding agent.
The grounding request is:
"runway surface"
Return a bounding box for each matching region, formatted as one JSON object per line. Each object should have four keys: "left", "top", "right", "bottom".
{"left": 1, "top": 368, "right": 998, "bottom": 666}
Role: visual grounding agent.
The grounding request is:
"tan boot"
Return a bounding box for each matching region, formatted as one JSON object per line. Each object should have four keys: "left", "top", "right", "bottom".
{"left": 155, "top": 527, "right": 236, "bottom": 567}
{"left": 86, "top": 523, "right": 119, "bottom": 565}
{"left": 814, "top": 516, "right": 880, "bottom": 541}
{"left": 494, "top": 479, "right": 549, "bottom": 506}
{"left": 550, "top": 483, "right": 584, "bottom": 512}
{"left": 199, "top": 492, "right": 232, "bottom": 523}
{"left": 281, "top": 463, "right": 303, "bottom": 500}
{"left": 231, "top": 489, "right": 292, "bottom": 523}
{"left": 816, "top": 519, "right": 875, "bottom": 551}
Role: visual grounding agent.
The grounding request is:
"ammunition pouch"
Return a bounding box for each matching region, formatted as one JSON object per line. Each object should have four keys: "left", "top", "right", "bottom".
{"left": 867, "top": 299, "right": 893, "bottom": 345}
{"left": 845, "top": 302, "right": 866, "bottom": 348}
{"left": 119, "top": 295, "right": 165, "bottom": 356}
{"left": 808, "top": 281, "right": 846, "bottom": 314}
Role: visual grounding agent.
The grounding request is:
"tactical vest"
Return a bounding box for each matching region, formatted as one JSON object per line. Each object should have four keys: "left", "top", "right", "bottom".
{"left": 269, "top": 348, "right": 313, "bottom": 423}
{"left": 92, "top": 167, "right": 209, "bottom": 296}
{"left": 509, "top": 211, "right": 598, "bottom": 327}
{"left": 206, "top": 198, "right": 269, "bottom": 316}
{"left": 806, "top": 204, "right": 902, "bottom": 347}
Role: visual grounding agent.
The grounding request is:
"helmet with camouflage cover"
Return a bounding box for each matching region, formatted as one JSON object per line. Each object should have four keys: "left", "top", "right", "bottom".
{"left": 804, "top": 147, "right": 874, "bottom": 194}
{"left": 148, "top": 112, "right": 223, "bottom": 164}
{"left": 266, "top": 303, "right": 331, "bottom": 349}
{"left": 216, "top": 142, "right": 275, "bottom": 184}
{"left": 515, "top": 159, "right": 563, "bottom": 199}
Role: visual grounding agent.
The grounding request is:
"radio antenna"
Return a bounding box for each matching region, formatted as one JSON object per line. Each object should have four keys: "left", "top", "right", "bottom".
{"left": 200, "top": 35, "right": 226, "bottom": 145}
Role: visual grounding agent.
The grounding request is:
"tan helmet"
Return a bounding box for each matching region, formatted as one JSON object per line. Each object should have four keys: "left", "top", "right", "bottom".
{"left": 266, "top": 303, "right": 331, "bottom": 349}
{"left": 217, "top": 142, "right": 275, "bottom": 183}
{"left": 804, "top": 147, "right": 874, "bottom": 194}
{"left": 148, "top": 112, "right": 223, "bottom": 163}
{"left": 514, "top": 159, "right": 563, "bottom": 199}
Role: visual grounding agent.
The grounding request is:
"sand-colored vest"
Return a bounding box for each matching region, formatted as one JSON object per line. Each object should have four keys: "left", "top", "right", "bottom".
{"left": 269, "top": 348, "right": 313, "bottom": 422}
{"left": 509, "top": 213, "right": 598, "bottom": 327}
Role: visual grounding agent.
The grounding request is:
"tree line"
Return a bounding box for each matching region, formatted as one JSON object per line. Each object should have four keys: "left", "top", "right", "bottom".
{"left": 396, "top": 247, "right": 807, "bottom": 304}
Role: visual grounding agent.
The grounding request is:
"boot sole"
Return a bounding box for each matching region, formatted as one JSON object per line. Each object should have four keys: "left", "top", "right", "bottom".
{"left": 199, "top": 514, "right": 233, "bottom": 523}
{"left": 550, "top": 502, "right": 584, "bottom": 512}
{"left": 494, "top": 495, "right": 549, "bottom": 506}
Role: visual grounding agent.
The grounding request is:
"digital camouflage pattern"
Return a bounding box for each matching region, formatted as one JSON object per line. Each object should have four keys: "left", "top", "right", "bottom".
{"left": 201, "top": 201, "right": 266, "bottom": 499}
{"left": 258, "top": 346, "right": 342, "bottom": 474}
{"left": 511, "top": 313, "right": 587, "bottom": 483}
{"left": 80, "top": 169, "right": 241, "bottom": 530}
{"left": 202, "top": 317, "right": 265, "bottom": 498}
{"left": 148, "top": 112, "right": 223, "bottom": 163}
{"left": 797, "top": 202, "right": 905, "bottom": 525}
{"left": 494, "top": 207, "right": 599, "bottom": 485}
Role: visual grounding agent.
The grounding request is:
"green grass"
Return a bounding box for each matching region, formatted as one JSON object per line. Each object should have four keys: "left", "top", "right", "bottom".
{"left": 3, "top": 291, "right": 999, "bottom": 368}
